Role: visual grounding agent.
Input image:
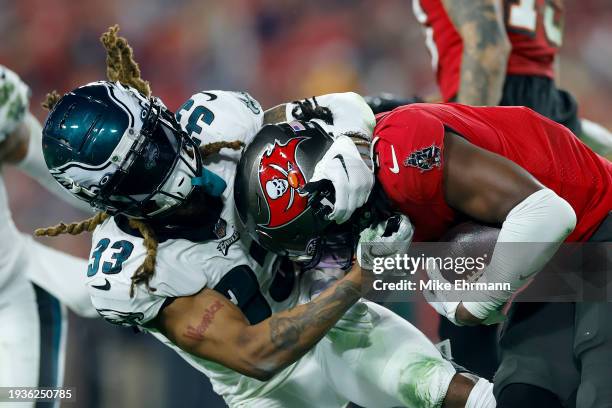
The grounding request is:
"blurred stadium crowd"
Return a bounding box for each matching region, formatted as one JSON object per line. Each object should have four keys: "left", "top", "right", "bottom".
{"left": 1, "top": 0, "right": 611, "bottom": 406}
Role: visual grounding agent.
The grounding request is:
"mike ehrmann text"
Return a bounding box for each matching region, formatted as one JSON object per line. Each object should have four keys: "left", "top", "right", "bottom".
{"left": 372, "top": 279, "right": 511, "bottom": 292}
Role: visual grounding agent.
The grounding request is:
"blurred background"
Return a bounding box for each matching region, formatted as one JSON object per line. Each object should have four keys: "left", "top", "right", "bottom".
{"left": 1, "top": 0, "right": 611, "bottom": 406}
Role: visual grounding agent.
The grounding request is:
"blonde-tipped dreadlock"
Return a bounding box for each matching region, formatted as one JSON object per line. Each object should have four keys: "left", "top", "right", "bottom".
{"left": 100, "top": 25, "right": 151, "bottom": 97}
{"left": 42, "top": 90, "right": 61, "bottom": 111}
{"left": 38, "top": 24, "right": 246, "bottom": 298}
{"left": 35, "top": 212, "right": 110, "bottom": 237}
{"left": 200, "top": 140, "right": 244, "bottom": 157}
{"left": 127, "top": 219, "right": 158, "bottom": 297}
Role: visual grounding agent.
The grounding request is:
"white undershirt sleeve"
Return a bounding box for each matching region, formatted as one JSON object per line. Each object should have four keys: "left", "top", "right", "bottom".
{"left": 463, "top": 188, "right": 577, "bottom": 319}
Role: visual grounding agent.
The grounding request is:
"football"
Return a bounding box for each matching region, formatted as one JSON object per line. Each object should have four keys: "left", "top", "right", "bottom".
{"left": 438, "top": 221, "right": 500, "bottom": 282}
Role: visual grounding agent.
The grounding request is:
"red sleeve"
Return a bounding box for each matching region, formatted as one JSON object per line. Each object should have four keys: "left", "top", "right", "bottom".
{"left": 374, "top": 107, "right": 456, "bottom": 241}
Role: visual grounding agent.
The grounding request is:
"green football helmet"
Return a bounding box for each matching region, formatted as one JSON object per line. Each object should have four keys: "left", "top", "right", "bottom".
{"left": 42, "top": 81, "right": 226, "bottom": 218}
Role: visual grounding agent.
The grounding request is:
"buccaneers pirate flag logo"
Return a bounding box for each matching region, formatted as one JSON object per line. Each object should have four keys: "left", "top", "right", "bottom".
{"left": 404, "top": 144, "right": 441, "bottom": 172}
{"left": 258, "top": 137, "right": 309, "bottom": 228}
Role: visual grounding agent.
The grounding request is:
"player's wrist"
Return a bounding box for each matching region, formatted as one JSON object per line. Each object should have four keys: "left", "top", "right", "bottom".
{"left": 344, "top": 263, "right": 372, "bottom": 297}
{"left": 455, "top": 302, "right": 485, "bottom": 326}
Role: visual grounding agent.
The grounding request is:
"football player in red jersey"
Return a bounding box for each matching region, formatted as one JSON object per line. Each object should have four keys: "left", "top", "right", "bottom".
{"left": 393, "top": 0, "right": 612, "bottom": 398}
{"left": 240, "top": 99, "right": 611, "bottom": 407}
{"left": 373, "top": 102, "right": 612, "bottom": 408}
{"left": 408, "top": 0, "right": 612, "bottom": 154}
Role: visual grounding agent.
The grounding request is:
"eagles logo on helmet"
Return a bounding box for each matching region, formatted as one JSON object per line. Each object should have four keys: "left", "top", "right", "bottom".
{"left": 258, "top": 136, "right": 309, "bottom": 228}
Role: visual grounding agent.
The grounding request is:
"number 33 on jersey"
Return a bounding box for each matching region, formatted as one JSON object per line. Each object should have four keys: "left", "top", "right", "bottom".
{"left": 88, "top": 239, "right": 134, "bottom": 278}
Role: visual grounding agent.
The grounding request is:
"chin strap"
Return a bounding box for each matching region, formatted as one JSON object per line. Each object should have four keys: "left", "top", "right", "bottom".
{"left": 191, "top": 168, "right": 227, "bottom": 197}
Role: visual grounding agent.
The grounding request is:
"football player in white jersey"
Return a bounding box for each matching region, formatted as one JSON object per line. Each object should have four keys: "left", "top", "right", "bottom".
{"left": 0, "top": 66, "right": 97, "bottom": 407}
{"left": 38, "top": 72, "right": 495, "bottom": 407}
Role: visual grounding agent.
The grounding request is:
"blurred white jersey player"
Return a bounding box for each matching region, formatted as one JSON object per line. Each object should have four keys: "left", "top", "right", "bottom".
{"left": 0, "top": 66, "right": 96, "bottom": 408}
{"left": 55, "top": 85, "right": 494, "bottom": 407}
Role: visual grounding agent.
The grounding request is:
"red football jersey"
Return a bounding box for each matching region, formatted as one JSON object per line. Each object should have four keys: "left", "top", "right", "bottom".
{"left": 374, "top": 104, "right": 612, "bottom": 242}
{"left": 413, "top": 0, "right": 564, "bottom": 101}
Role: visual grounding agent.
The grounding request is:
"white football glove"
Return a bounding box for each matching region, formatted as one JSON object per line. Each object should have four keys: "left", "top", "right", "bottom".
{"left": 356, "top": 214, "right": 414, "bottom": 270}
{"left": 309, "top": 135, "right": 374, "bottom": 224}
{"left": 422, "top": 262, "right": 462, "bottom": 325}
{"left": 0, "top": 66, "right": 30, "bottom": 143}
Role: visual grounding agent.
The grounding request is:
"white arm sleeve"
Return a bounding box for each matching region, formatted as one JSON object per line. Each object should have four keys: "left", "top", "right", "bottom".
{"left": 580, "top": 118, "right": 612, "bottom": 157}
{"left": 463, "top": 188, "right": 577, "bottom": 319}
{"left": 16, "top": 113, "right": 93, "bottom": 213}
{"left": 23, "top": 234, "right": 98, "bottom": 318}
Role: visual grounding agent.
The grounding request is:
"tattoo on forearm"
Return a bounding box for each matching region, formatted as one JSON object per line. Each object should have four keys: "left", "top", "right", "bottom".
{"left": 268, "top": 279, "right": 361, "bottom": 350}
{"left": 263, "top": 104, "right": 288, "bottom": 125}
{"left": 443, "top": 0, "right": 509, "bottom": 105}
{"left": 183, "top": 300, "right": 224, "bottom": 341}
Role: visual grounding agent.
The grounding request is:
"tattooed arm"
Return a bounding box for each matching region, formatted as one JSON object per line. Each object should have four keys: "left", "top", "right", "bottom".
{"left": 154, "top": 264, "right": 363, "bottom": 381}
{"left": 442, "top": 0, "right": 511, "bottom": 105}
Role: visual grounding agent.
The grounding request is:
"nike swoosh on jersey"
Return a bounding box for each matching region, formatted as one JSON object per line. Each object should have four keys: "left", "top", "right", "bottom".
{"left": 389, "top": 145, "right": 400, "bottom": 174}
{"left": 333, "top": 154, "right": 349, "bottom": 180}
{"left": 202, "top": 92, "right": 218, "bottom": 101}
{"left": 92, "top": 279, "right": 111, "bottom": 291}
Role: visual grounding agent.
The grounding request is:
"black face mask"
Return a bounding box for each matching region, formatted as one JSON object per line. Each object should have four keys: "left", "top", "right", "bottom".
{"left": 150, "top": 188, "right": 224, "bottom": 233}
{"left": 296, "top": 204, "right": 384, "bottom": 271}
{"left": 100, "top": 98, "right": 204, "bottom": 219}
{"left": 113, "top": 189, "right": 225, "bottom": 243}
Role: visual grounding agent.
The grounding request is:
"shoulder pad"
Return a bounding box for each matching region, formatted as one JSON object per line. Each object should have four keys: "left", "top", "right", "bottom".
{"left": 176, "top": 90, "right": 263, "bottom": 146}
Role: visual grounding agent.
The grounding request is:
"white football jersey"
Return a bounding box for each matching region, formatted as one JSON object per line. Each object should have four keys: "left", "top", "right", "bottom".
{"left": 0, "top": 174, "right": 24, "bottom": 292}
{"left": 87, "top": 91, "right": 306, "bottom": 402}
{"left": 176, "top": 90, "right": 264, "bottom": 148}
{"left": 0, "top": 65, "right": 29, "bottom": 289}
{"left": 87, "top": 90, "right": 380, "bottom": 405}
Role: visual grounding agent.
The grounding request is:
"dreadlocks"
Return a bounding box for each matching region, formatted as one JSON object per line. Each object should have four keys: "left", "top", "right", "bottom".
{"left": 36, "top": 25, "right": 158, "bottom": 297}
{"left": 37, "top": 25, "right": 243, "bottom": 298}
{"left": 100, "top": 25, "right": 151, "bottom": 97}
{"left": 35, "top": 212, "right": 110, "bottom": 236}
{"left": 200, "top": 140, "right": 244, "bottom": 157}
{"left": 41, "top": 90, "right": 61, "bottom": 111}
{"left": 126, "top": 219, "right": 157, "bottom": 297}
